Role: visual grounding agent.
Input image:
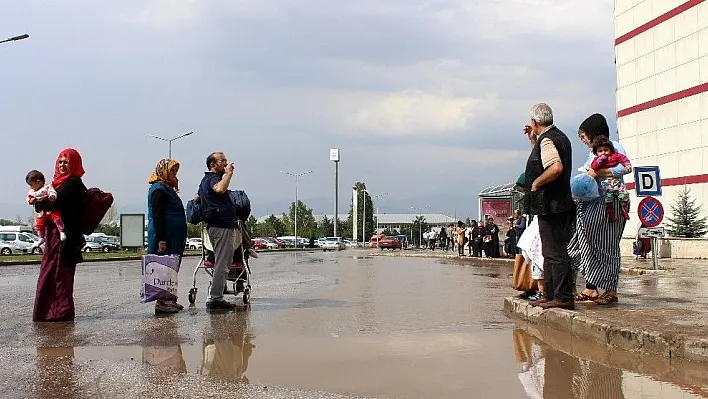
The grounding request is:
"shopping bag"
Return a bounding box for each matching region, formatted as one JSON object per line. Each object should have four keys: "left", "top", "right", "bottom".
{"left": 512, "top": 254, "right": 538, "bottom": 292}
{"left": 141, "top": 254, "right": 180, "bottom": 303}
{"left": 632, "top": 241, "right": 642, "bottom": 255}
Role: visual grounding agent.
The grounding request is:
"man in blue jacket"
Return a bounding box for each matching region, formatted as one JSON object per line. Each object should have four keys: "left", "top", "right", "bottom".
{"left": 199, "top": 152, "right": 238, "bottom": 309}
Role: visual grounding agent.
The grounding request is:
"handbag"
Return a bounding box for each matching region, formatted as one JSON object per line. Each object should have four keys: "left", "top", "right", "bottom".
{"left": 512, "top": 254, "right": 538, "bottom": 292}
{"left": 81, "top": 188, "right": 114, "bottom": 235}
{"left": 632, "top": 241, "right": 642, "bottom": 255}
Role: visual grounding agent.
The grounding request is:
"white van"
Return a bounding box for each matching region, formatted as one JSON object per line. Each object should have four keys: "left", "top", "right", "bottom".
{"left": 0, "top": 230, "right": 41, "bottom": 254}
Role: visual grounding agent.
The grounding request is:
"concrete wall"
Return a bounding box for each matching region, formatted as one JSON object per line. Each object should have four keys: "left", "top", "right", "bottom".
{"left": 621, "top": 237, "right": 708, "bottom": 259}
{"left": 615, "top": 0, "right": 708, "bottom": 238}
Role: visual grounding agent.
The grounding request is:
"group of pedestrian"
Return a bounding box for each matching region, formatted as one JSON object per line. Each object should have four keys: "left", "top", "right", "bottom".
{"left": 424, "top": 219, "right": 502, "bottom": 258}
{"left": 32, "top": 149, "right": 252, "bottom": 321}
{"left": 518, "top": 104, "right": 630, "bottom": 309}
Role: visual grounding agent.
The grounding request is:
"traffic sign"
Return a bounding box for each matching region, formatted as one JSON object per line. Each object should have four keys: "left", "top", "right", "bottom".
{"left": 638, "top": 226, "right": 665, "bottom": 238}
{"left": 638, "top": 196, "right": 664, "bottom": 227}
{"left": 633, "top": 166, "right": 662, "bottom": 197}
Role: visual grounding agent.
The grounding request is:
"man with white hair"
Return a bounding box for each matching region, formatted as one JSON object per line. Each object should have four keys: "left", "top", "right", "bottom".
{"left": 522, "top": 103, "right": 574, "bottom": 309}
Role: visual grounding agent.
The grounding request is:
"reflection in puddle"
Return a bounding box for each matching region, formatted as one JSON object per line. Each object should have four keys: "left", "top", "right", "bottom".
{"left": 513, "top": 328, "right": 708, "bottom": 398}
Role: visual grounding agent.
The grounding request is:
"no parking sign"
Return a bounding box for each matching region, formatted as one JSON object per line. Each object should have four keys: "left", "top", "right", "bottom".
{"left": 637, "top": 196, "right": 664, "bottom": 227}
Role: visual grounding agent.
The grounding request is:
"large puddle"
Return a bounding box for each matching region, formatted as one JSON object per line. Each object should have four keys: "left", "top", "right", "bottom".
{"left": 30, "top": 316, "right": 708, "bottom": 399}
{"left": 6, "top": 253, "right": 708, "bottom": 398}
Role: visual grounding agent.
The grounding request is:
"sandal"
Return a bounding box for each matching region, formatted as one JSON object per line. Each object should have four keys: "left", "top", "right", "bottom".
{"left": 574, "top": 290, "right": 599, "bottom": 302}
{"left": 594, "top": 292, "right": 618, "bottom": 305}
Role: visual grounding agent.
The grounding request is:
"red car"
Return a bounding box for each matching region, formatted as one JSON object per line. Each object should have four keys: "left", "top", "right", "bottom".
{"left": 376, "top": 236, "right": 403, "bottom": 250}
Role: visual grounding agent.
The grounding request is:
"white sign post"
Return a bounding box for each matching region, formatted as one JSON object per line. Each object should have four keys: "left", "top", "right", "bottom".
{"left": 330, "top": 149, "right": 340, "bottom": 237}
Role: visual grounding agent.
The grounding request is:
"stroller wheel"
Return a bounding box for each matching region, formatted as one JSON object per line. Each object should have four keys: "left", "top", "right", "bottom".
{"left": 188, "top": 288, "right": 197, "bottom": 304}
{"left": 243, "top": 288, "right": 250, "bottom": 304}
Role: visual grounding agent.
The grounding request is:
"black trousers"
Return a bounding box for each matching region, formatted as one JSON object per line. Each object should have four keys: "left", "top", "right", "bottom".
{"left": 537, "top": 211, "right": 574, "bottom": 302}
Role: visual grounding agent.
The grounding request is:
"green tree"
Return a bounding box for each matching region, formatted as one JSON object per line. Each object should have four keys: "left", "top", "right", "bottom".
{"left": 317, "top": 215, "right": 334, "bottom": 237}
{"left": 187, "top": 223, "right": 201, "bottom": 238}
{"left": 288, "top": 200, "right": 316, "bottom": 237}
{"left": 245, "top": 215, "right": 258, "bottom": 235}
{"left": 409, "top": 215, "right": 428, "bottom": 247}
{"left": 666, "top": 187, "right": 708, "bottom": 238}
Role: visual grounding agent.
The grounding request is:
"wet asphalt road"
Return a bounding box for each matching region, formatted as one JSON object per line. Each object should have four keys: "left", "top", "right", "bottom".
{"left": 1, "top": 250, "right": 707, "bottom": 398}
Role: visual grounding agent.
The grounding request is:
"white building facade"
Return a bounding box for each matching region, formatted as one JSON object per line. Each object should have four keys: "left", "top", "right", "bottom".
{"left": 615, "top": 0, "right": 708, "bottom": 235}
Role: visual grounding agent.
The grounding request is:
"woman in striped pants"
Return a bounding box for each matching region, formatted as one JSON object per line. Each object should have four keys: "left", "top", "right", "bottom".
{"left": 568, "top": 114, "right": 632, "bottom": 305}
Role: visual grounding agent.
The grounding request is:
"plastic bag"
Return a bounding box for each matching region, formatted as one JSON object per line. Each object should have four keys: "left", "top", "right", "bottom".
{"left": 141, "top": 254, "right": 180, "bottom": 303}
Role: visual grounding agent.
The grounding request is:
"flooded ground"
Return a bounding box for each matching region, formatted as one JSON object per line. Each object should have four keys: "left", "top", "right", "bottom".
{"left": 0, "top": 250, "right": 706, "bottom": 398}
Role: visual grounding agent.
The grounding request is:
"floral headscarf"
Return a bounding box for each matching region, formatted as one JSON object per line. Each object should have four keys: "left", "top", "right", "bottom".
{"left": 148, "top": 159, "right": 180, "bottom": 191}
{"left": 52, "top": 148, "right": 85, "bottom": 188}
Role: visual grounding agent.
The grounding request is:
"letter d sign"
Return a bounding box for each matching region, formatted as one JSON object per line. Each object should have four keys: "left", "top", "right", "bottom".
{"left": 633, "top": 166, "right": 662, "bottom": 197}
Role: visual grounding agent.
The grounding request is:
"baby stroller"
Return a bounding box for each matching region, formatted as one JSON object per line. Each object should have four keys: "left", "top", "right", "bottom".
{"left": 188, "top": 222, "right": 252, "bottom": 305}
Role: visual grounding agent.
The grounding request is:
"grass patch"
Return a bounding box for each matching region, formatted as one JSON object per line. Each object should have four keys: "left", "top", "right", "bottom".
{"left": 0, "top": 250, "right": 203, "bottom": 264}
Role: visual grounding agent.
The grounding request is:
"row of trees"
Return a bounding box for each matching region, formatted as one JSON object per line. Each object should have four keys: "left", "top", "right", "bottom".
{"left": 10, "top": 185, "right": 706, "bottom": 240}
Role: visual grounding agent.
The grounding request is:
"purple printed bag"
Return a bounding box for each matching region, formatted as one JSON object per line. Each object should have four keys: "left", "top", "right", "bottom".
{"left": 141, "top": 254, "right": 180, "bottom": 303}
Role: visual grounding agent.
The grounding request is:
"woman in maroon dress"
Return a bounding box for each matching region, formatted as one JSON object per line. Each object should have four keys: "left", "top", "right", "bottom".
{"left": 33, "top": 148, "right": 87, "bottom": 322}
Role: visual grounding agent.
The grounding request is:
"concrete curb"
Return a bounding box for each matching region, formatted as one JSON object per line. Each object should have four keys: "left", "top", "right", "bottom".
{"left": 369, "top": 252, "right": 515, "bottom": 263}
{"left": 370, "top": 252, "right": 667, "bottom": 275}
{"left": 0, "top": 248, "right": 316, "bottom": 266}
{"left": 504, "top": 296, "right": 708, "bottom": 363}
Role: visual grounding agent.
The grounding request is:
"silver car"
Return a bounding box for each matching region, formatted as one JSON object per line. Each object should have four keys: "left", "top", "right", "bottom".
{"left": 321, "top": 237, "right": 346, "bottom": 251}
{"left": 0, "top": 240, "right": 26, "bottom": 255}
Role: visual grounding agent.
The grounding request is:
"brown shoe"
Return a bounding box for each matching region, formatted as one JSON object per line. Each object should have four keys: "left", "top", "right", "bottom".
{"left": 594, "top": 292, "right": 618, "bottom": 305}
{"left": 528, "top": 298, "right": 550, "bottom": 307}
{"left": 539, "top": 299, "right": 575, "bottom": 309}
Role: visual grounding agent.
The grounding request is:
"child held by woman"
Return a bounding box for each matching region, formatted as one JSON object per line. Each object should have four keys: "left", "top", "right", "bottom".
{"left": 590, "top": 137, "right": 632, "bottom": 222}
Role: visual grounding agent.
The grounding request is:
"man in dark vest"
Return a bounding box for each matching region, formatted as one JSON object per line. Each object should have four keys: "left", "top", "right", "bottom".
{"left": 523, "top": 103, "right": 575, "bottom": 309}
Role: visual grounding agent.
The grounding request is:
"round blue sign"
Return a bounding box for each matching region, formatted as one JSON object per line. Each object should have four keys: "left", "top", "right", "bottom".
{"left": 638, "top": 196, "right": 664, "bottom": 227}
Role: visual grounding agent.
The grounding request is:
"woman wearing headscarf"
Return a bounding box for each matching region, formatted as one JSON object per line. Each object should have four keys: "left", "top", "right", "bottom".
{"left": 146, "top": 159, "right": 188, "bottom": 313}
{"left": 568, "top": 114, "right": 631, "bottom": 305}
{"left": 33, "top": 148, "right": 88, "bottom": 322}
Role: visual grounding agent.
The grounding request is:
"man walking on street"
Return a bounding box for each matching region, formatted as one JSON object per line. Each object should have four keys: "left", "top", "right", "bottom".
{"left": 523, "top": 103, "right": 575, "bottom": 309}
{"left": 199, "top": 152, "right": 238, "bottom": 309}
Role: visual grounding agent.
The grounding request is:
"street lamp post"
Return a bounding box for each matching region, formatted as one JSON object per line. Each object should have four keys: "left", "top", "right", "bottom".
{"left": 280, "top": 170, "right": 313, "bottom": 248}
{"left": 147, "top": 131, "right": 194, "bottom": 159}
{"left": 0, "top": 34, "right": 29, "bottom": 45}
{"left": 363, "top": 190, "right": 388, "bottom": 247}
{"left": 410, "top": 206, "right": 428, "bottom": 248}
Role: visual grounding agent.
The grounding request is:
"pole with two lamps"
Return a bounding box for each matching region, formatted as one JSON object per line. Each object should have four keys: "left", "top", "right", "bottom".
{"left": 280, "top": 170, "right": 313, "bottom": 248}
{"left": 147, "top": 131, "right": 195, "bottom": 159}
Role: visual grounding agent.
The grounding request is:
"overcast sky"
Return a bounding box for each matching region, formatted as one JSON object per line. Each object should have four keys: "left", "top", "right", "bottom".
{"left": 0, "top": 0, "right": 617, "bottom": 221}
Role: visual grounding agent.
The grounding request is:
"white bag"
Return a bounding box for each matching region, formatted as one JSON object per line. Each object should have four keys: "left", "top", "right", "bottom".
{"left": 141, "top": 254, "right": 180, "bottom": 303}
{"left": 516, "top": 218, "right": 544, "bottom": 280}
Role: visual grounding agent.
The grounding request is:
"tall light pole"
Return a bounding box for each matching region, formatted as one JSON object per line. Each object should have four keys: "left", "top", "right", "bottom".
{"left": 330, "top": 149, "right": 340, "bottom": 237}
{"left": 147, "top": 131, "right": 194, "bottom": 159}
{"left": 410, "top": 206, "right": 428, "bottom": 248}
{"left": 0, "top": 34, "right": 29, "bottom": 45}
{"left": 280, "top": 170, "right": 313, "bottom": 248}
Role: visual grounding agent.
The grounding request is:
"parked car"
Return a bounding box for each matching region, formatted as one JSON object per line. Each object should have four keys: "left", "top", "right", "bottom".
{"left": 377, "top": 236, "right": 403, "bottom": 250}
{"left": 343, "top": 239, "right": 358, "bottom": 248}
{"left": 321, "top": 237, "right": 346, "bottom": 251}
{"left": 84, "top": 235, "right": 120, "bottom": 252}
{"left": 0, "top": 240, "right": 26, "bottom": 255}
{"left": 262, "top": 237, "right": 286, "bottom": 248}
{"left": 186, "top": 238, "right": 203, "bottom": 250}
{"left": 0, "top": 231, "right": 41, "bottom": 254}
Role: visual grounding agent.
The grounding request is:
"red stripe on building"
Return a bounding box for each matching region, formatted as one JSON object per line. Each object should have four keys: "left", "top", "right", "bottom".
{"left": 616, "top": 82, "right": 708, "bottom": 117}
{"left": 615, "top": 0, "right": 705, "bottom": 46}
{"left": 626, "top": 173, "right": 708, "bottom": 190}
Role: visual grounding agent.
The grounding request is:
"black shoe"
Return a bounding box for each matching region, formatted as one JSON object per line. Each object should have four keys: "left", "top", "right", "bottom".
{"left": 206, "top": 299, "right": 238, "bottom": 309}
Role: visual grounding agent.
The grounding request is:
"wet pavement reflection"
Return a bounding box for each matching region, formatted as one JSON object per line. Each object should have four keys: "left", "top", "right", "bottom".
{"left": 0, "top": 251, "right": 707, "bottom": 398}
{"left": 513, "top": 327, "right": 708, "bottom": 398}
